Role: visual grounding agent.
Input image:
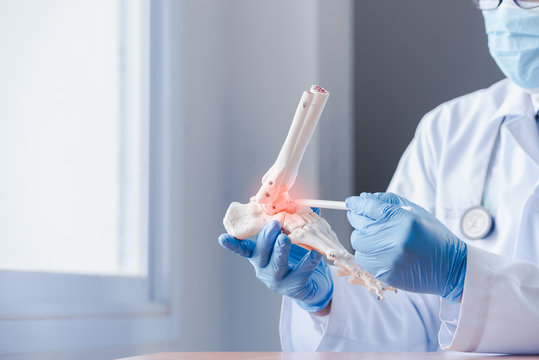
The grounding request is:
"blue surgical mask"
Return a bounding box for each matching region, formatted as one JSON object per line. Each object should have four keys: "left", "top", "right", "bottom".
{"left": 483, "top": 8, "right": 539, "bottom": 90}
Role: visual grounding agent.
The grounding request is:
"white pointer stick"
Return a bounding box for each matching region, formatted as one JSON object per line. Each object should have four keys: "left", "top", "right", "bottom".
{"left": 296, "top": 199, "right": 415, "bottom": 212}
{"left": 295, "top": 199, "right": 347, "bottom": 211}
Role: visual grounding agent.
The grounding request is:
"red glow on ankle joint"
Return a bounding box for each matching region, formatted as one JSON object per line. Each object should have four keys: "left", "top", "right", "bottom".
{"left": 260, "top": 187, "right": 296, "bottom": 216}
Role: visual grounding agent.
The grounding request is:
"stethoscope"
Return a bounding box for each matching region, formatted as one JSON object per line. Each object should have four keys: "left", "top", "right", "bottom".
{"left": 459, "top": 117, "right": 507, "bottom": 240}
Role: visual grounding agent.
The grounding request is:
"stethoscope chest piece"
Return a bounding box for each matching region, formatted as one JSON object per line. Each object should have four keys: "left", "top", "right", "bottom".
{"left": 460, "top": 206, "right": 495, "bottom": 240}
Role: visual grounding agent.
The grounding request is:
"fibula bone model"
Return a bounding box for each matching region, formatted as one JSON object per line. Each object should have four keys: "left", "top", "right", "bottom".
{"left": 223, "top": 85, "right": 395, "bottom": 300}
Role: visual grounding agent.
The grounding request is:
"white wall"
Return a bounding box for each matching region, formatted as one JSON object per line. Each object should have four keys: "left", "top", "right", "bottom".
{"left": 174, "top": 0, "right": 352, "bottom": 351}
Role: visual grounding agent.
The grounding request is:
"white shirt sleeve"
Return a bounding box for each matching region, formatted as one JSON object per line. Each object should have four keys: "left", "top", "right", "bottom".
{"left": 441, "top": 245, "right": 539, "bottom": 354}
{"left": 387, "top": 110, "right": 441, "bottom": 213}
{"left": 280, "top": 266, "right": 441, "bottom": 351}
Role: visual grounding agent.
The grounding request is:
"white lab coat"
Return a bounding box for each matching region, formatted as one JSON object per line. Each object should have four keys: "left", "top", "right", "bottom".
{"left": 280, "top": 79, "right": 539, "bottom": 353}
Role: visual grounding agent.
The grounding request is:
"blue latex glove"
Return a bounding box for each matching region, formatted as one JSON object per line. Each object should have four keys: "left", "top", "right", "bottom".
{"left": 218, "top": 215, "right": 333, "bottom": 312}
{"left": 346, "top": 192, "right": 467, "bottom": 303}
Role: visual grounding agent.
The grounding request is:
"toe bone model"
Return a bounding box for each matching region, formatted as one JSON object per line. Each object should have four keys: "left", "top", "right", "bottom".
{"left": 223, "top": 85, "right": 395, "bottom": 300}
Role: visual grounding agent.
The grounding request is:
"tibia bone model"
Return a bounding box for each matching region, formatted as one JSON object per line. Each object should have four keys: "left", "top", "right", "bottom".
{"left": 223, "top": 85, "right": 395, "bottom": 300}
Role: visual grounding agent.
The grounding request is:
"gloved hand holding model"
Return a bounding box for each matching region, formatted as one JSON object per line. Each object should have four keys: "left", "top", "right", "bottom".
{"left": 218, "top": 216, "right": 333, "bottom": 312}
{"left": 347, "top": 192, "right": 467, "bottom": 304}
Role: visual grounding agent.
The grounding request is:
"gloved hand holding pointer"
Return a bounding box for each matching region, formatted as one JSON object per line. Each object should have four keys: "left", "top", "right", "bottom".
{"left": 346, "top": 192, "right": 467, "bottom": 303}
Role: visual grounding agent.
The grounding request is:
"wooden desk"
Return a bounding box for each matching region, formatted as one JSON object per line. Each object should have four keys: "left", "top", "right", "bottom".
{"left": 118, "top": 352, "right": 539, "bottom": 360}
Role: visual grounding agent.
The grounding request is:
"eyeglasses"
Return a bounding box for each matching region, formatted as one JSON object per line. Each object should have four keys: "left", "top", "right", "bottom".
{"left": 472, "top": 0, "right": 539, "bottom": 9}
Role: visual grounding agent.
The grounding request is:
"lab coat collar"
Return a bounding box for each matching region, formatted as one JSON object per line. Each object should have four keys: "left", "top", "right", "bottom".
{"left": 492, "top": 81, "right": 539, "bottom": 167}
{"left": 490, "top": 80, "right": 535, "bottom": 121}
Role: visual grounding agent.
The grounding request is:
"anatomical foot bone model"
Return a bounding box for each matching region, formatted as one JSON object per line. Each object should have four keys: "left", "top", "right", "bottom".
{"left": 223, "top": 85, "right": 395, "bottom": 300}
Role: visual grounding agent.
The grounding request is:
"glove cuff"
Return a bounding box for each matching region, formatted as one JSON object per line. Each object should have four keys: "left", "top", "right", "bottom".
{"left": 294, "top": 280, "right": 334, "bottom": 312}
{"left": 442, "top": 242, "right": 468, "bottom": 304}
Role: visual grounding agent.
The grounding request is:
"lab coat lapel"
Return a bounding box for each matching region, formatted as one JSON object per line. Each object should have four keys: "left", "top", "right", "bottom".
{"left": 514, "top": 190, "right": 539, "bottom": 263}
{"left": 496, "top": 83, "right": 539, "bottom": 167}
{"left": 492, "top": 85, "right": 539, "bottom": 260}
{"left": 496, "top": 125, "right": 539, "bottom": 261}
{"left": 504, "top": 116, "right": 539, "bottom": 167}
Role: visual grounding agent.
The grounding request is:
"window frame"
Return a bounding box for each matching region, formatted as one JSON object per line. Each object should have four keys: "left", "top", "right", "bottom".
{"left": 0, "top": 0, "right": 181, "bottom": 356}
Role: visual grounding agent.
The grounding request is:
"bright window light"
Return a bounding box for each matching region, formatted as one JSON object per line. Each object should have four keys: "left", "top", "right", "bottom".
{"left": 0, "top": 0, "right": 148, "bottom": 276}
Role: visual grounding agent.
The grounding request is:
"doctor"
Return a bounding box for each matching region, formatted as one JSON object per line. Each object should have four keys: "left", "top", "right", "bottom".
{"left": 219, "top": 0, "right": 539, "bottom": 353}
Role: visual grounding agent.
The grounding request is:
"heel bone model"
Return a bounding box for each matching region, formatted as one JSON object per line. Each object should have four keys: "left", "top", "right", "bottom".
{"left": 223, "top": 85, "right": 396, "bottom": 300}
